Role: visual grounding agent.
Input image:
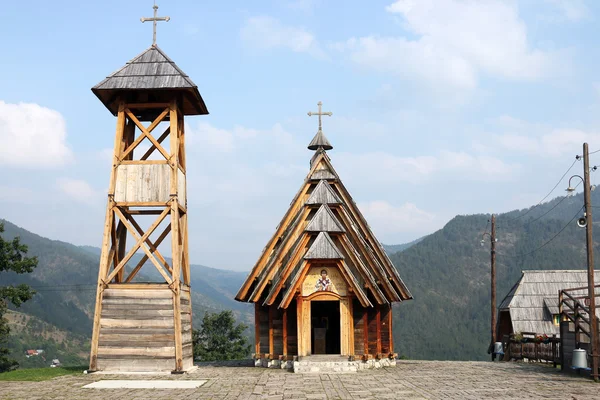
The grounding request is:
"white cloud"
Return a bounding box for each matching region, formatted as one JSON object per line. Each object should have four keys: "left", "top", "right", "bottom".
{"left": 56, "top": 178, "right": 96, "bottom": 204}
{"left": 486, "top": 117, "right": 600, "bottom": 157}
{"left": 358, "top": 200, "right": 440, "bottom": 240}
{"left": 240, "top": 16, "right": 326, "bottom": 59}
{"left": 335, "top": 0, "right": 562, "bottom": 89}
{"left": 544, "top": 0, "right": 589, "bottom": 22}
{"left": 335, "top": 150, "right": 519, "bottom": 185}
{"left": 187, "top": 121, "right": 234, "bottom": 152}
{"left": 0, "top": 101, "right": 72, "bottom": 168}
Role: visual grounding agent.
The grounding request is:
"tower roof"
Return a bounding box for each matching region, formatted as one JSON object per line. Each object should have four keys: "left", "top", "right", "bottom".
{"left": 307, "top": 130, "right": 333, "bottom": 151}
{"left": 92, "top": 45, "right": 208, "bottom": 117}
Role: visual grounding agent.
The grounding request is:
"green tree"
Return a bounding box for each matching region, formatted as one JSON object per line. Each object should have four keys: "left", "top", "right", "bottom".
{"left": 0, "top": 222, "right": 38, "bottom": 372}
{"left": 192, "top": 311, "right": 251, "bottom": 361}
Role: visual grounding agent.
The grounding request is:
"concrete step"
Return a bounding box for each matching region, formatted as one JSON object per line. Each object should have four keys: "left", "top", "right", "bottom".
{"left": 293, "top": 360, "right": 358, "bottom": 373}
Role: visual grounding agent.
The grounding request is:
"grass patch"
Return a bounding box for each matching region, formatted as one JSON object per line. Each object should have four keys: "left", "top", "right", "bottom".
{"left": 0, "top": 366, "right": 86, "bottom": 381}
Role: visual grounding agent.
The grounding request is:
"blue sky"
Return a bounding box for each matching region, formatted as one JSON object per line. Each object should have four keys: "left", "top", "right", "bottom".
{"left": 1, "top": 0, "right": 600, "bottom": 271}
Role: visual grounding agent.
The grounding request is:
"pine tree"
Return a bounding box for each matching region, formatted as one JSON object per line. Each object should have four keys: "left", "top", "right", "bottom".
{"left": 0, "top": 222, "right": 38, "bottom": 372}
{"left": 192, "top": 311, "right": 251, "bottom": 361}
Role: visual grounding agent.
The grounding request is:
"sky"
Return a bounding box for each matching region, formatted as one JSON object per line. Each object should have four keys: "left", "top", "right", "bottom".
{"left": 2, "top": 0, "right": 600, "bottom": 271}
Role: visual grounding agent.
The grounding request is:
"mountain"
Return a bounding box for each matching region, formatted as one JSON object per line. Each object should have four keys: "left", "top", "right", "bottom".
{"left": 1, "top": 219, "right": 252, "bottom": 365}
{"left": 382, "top": 237, "right": 424, "bottom": 255}
{"left": 390, "top": 190, "right": 597, "bottom": 361}
{"left": 2, "top": 188, "right": 598, "bottom": 364}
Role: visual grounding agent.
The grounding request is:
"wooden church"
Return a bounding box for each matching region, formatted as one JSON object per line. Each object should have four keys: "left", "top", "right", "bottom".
{"left": 236, "top": 103, "right": 413, "bottom": 363}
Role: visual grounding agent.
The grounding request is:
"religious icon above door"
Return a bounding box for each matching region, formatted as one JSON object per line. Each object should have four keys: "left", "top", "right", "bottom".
{"left": 302, "top": 266, "right": 347, "bottom": 297}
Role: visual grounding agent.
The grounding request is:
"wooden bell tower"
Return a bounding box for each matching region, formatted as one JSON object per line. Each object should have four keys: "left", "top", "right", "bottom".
{"left": 89, "top": 7, "right": 208, "bottom": 373}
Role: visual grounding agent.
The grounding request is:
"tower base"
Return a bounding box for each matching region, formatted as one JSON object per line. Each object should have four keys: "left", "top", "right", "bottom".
{"left": 91, "top": 284, "right": 193, "bottom": 372}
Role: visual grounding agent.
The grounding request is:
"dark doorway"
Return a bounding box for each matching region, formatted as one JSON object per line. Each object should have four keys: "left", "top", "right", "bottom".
{"left": 311, "top": 300, "right": 340, "bottom": 354}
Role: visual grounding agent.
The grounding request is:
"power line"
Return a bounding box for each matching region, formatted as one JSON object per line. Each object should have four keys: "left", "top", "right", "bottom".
{"left": 519, "top": 180, "right": 583, "bottom": 226}
{"left": 505, "top": 157, "right": 580, "bottom": 223}
{"left": 500, "top": 205, "right": 584, "bottom": 259}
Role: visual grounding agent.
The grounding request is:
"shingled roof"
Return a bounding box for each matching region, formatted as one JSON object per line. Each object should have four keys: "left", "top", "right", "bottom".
{"left": 236, "top": 148, "right": 412, "bottom": 309}
{"left": 499, "top": 270, "right": 600, "bottom": 335}
{"left": 92, "top": 45, "right": 208, "bottom": 117}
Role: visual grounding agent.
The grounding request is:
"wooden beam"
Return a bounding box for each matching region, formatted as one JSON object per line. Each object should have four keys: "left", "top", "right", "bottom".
{"left": 141, "top": 127, "right": 170, "bottom": 161}
{"left": 116, "top": 220, "right": 127, "bottom": 283}
{"left": 327, "top": 163, "right": 409, "bottom": 299}
{"left": 283, "top": 307, "right": 288, "bottom": 357}
{"left": 250, "top": 207, "right": 311, "bottom": 303}
{"left": 236, "top": 153, "right": 328, "bottom": 301}
{"left": 255, "top": 303, "right": 260, "bottom": 355}
{"left": 181, "top": 213, "right": 190, "bottom": 285}
{"left": 169, "top": 100, "right": 184, "bottom": 372}
{"left": 125, "top": 102, "right": 171, "bottom": 109}
{"left": 90, "top": 101, "right": 127, "bottom": 371}
{"left": 125, "top": 223, "right": 172, "bottom": 282}
{"left": 348, "top": 296, "right": 354, "bottom": 356}
{"left": 376, "top": 304, "right": 382, "bottom": 355}
{"left": 268, "top": 305, "right": 274, "bottom": 357}
{"left": 296, "top": 296, "right": 303, "bottom": 357}
{"left": 388, "top": 304, "right": 394, "bottom": 354}
{"left": 363, "top": 310, "right": 368, "bottom": 356}
{"left": 337, "top": 236, "right": 385, "bottom": 305}
{"left": 280, "top": 260, "right": 310, "bottom": 309}
{"left": 126, "top": 214, "right": 173, "bottom": 274}
{"left": 336, "top": 209, "right": 396, "bottom": 302}
{"left": 120, "top": 159, "right": 169, "bottom": 165}
{"left": 111, "top": 207, "right": 172, "bottom": 284}
{"left": 264, "top": 234, "right": 311, "bottom": 305}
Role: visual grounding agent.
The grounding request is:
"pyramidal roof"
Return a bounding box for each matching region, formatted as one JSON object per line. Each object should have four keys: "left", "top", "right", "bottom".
{"left": 308, "top": 129, "right": 333, "bottom": 151}
{"left": 306, "top": 180, "right": 342, "bottom": 205}
{"left": 92, "top": 45, "right": 208, "bottom": 117}
{"left": 305, "top": 205, "right": 345, "bottom": 233}
{"left": 304, "top": 232, "right": 344, "bottom": 259}
{"left": 236, "top": 148, "right": 413, "bottom": 308}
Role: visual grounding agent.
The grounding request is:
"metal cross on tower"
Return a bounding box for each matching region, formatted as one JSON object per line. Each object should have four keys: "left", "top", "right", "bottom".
{"left": 141, "top": 3, "right": 170, "bottom": 45}
{"left": 308, "top": 101, "right": 332, "bottom": 131}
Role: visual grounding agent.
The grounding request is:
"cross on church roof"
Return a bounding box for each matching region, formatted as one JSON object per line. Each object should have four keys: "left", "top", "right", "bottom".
{"left": 308, "top": 101, "right": 332, "bottom": 132}
{"left": 307, "top": 101, "right": 333, "bottom": 151}
{"left": 140, "top": 3, "right": 170, "bottom": 45}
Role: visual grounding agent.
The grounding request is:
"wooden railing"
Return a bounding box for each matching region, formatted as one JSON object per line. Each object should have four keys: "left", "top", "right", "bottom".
{"left": 503, "top": 332, "right": 560, "bottom": 365}
{"left": 559, "top": 284, "right": 600, "bottom": 341}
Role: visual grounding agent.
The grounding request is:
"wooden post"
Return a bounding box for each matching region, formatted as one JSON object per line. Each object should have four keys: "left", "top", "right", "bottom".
{"left": 388, "top": 304, "right": 394, "bottom": 354}
{"left": 269, "top": 304, "right": 274, "bottom": 358}
{"left": 491, "top": 214, "right": 497, "bottom": 361}
{"left": 89, "top": 101, "right": 126, "bottom": 371}
{"left": 363, "top": 310, "right": 368, "bottom": 357}
{"left": 583, "top": 142, "right": 599, "bottom": 380}
{"left": 348, "top": 296, "right": 354, "bottom": 356}
{"left": 169, "top": 100, "right": 184, "bottom": 372}
{"left": 283, "top": 307, "right": 288, "bottom": 357}
{"left": 255, "top": 303, "right": 261, "bottom": 355}
{"left": 296, "top": 296, "right": 303, "bottom": 356}
{"left": 376, "top": 304, "right": 382, "bottom": 355}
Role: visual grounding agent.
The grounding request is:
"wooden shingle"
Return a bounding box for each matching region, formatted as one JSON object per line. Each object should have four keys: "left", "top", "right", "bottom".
{"left": 304, "top": 232, "right": 344, "bottom": 260}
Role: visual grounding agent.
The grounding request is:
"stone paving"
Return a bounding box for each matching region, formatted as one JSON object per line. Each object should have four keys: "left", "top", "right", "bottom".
{"left": 0, "top": 360, "right": 598, "bottom": 399}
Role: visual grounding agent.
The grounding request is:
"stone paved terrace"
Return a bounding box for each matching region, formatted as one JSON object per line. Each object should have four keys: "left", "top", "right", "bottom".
{"left": 0, "top": 360, "right": 598, "bottom": 399}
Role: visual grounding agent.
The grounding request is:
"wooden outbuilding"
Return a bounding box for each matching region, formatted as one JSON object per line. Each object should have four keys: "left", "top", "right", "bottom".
{"left": 88, "top": 7, "right": 207, "bottom": 373}
{"left": 235, "top": 103, "right": 412, "bottom": 362}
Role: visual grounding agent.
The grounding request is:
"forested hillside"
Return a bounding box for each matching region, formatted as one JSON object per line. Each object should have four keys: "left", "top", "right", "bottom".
{"left": 391, "top": 191, "right": 598, "bottom": 360}
{"left": 0, "top": 220, "right": 251, "bottom": 365}
{"left": 2, "top": 189, "right": 597, "bottom": 364}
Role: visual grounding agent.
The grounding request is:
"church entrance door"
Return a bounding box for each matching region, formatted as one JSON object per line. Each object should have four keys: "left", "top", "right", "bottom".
{"left": 310, "top": 300, "right": 340, "bottom": 354}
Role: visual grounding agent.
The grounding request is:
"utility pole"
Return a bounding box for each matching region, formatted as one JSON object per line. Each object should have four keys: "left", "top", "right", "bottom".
{"left": 491, "top": 214, "right": 497, "bottom": 361}
{"left": 583, "top": 142, "right": 599, "bottom": 381}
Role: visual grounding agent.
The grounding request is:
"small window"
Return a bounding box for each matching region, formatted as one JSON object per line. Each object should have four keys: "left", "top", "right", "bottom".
{"left": 553, "top": 314, "right": 560, "bottom": 326}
